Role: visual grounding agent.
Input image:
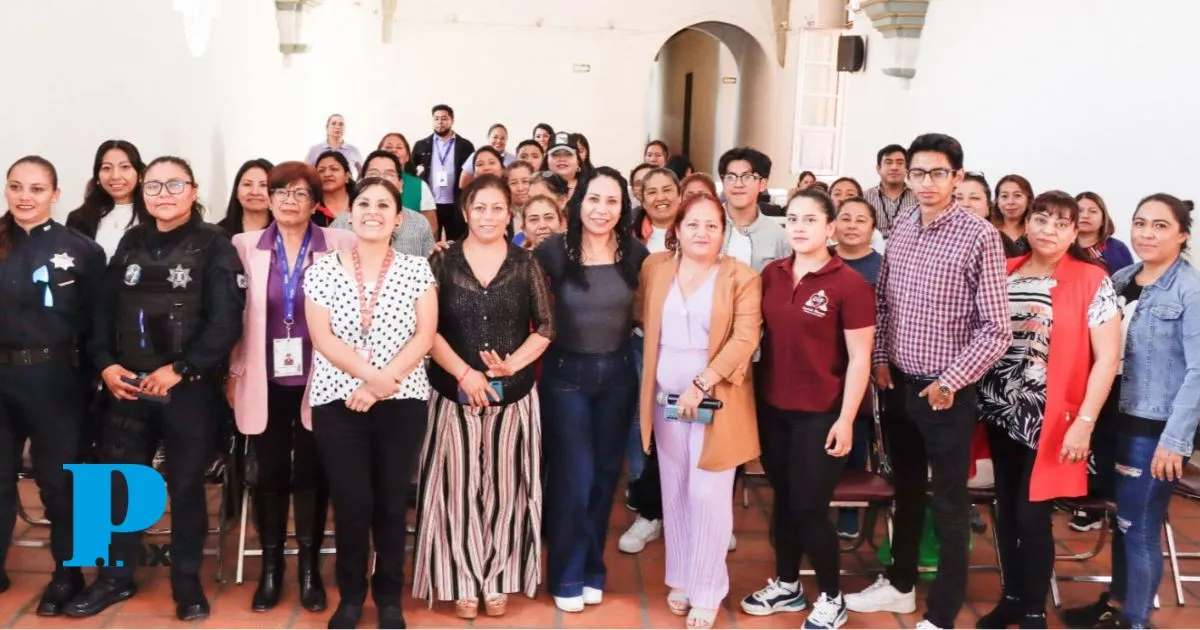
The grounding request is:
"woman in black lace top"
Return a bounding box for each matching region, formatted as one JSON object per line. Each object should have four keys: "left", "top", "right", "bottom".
{"left": 413, "top": 174, "right": 555, "bottom": 619}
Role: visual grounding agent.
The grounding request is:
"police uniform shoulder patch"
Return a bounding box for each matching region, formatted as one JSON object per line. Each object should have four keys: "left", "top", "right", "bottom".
{"left": 124, "top": 264, "right": 142, "bottom": 286}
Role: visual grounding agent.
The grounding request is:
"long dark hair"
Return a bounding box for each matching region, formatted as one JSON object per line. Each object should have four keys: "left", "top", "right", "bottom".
{"left": 563, "top": 166, "right": 638, "bottom": 289}
{"left": 992, "top": 173, "right": 1034, "bottom": 227}
{"left": 1136, "top": 193, "right": 1193, "bottom": 252}
{"left": 217, "top": 158, "right": 274, "bottom": 235}
{"left": 316, "top": 150, "right": 355, "bottom": 199}
{"left": 572, "top": 133, "right": 595, "bottom": 178}
{"left": 1, "top": 156, "right": 59, "bottom": 261}
{"left": 66, "top": 140, "right": 150, "bottom": 238}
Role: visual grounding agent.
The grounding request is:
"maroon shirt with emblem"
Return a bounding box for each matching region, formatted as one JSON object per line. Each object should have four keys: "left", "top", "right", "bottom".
{"left": 759, "top": 254, "right": 876, "bottom": 412}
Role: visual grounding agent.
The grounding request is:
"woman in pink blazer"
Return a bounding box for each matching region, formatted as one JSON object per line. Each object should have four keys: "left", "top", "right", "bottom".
{"left": 228, "top": 161, "right": 355, "bottom": 614}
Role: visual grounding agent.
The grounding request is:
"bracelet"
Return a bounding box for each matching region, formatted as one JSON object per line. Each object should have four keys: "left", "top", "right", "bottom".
{"left": 457, "top": 366, "right": 472, "bottom": 383}
{"left": 1076, "top": 414, "right": 1096, "bottom": 425}
{"left": 693, "top": 375, "right": 712, "bottom": 396}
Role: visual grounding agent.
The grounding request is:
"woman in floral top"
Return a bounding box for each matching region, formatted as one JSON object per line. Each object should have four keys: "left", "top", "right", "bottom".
{"left": 976, "top": 190, "right": 1122, "bottom": 628}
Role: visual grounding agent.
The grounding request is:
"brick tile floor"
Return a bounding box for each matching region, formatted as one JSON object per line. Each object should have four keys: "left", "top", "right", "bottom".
{"left": 5, "top": 477, "right": 1200, "bottom": 628}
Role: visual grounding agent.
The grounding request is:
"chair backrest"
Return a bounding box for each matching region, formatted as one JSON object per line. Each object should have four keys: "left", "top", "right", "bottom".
{"left": 869, "top": 385, "right": 893, "bottom": 479}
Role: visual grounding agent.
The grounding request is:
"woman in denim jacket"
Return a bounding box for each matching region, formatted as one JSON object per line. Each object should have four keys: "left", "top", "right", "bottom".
{"left": 1065, "top": 193, "right": 1199, "bottom": 629}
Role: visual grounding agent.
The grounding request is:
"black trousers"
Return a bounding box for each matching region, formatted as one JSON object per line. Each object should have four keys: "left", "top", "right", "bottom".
{"left": 758, "top": 404, "right": 848, "bottom": 596}
{"left": 99, "top": 379, "right": 216, "bottom": 582}
{"left": 882, "top": 367, "right": 977, "bottom": 629}
{"left": 435, "top": 203, "right": 465, "bottom": 242}
{"left": 312, "top": 398, "right": 426, "bottom": 606}
{"left": 255, "top": 382, "right": 325, "bottom": 496}
{"left": 985, "top": 423, "right": 1054, "bottom": 614}
{"left": 0, "top": 361, "right": 88, "bottom": 568}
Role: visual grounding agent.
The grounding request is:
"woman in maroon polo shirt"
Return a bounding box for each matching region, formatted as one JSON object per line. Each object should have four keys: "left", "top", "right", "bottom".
{"left": 740, "top": 189, "right": 875, "bottom": 630}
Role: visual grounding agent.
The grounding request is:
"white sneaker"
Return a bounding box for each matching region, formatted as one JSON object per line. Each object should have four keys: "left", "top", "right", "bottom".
{"left": 555, "top": 595, "right": 584, "bottom": 612}
{"left": 803, "top": 593, "right": 848, "bottom": 629}
{"left": 618, "top": 517, "right": 662, "bottom": 553}
{"left": 728, "top": 533, "right": 737, "bottom": 552}
{"left": 915, "top": 621, "right": 942, "bottom": 629}
{"left": 583, "top": 587, "right": 603, "bottom": 605}
{"left": 843, "top": 576, "right": 916, "bottom": 614}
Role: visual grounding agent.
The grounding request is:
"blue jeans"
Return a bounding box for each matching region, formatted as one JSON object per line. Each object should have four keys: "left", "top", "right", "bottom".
{"left": 1112, "top": 431, "right": 1186, "bottom": 628}
{"left": 541, "top": 347, "right": 638, "bottom": 597}
{"left": 625, "top": 335, "right": 646, "bottom": 481}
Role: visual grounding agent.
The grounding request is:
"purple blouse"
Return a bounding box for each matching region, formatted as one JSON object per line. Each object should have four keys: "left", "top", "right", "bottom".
{"left": 258, "top": 224, "right": 325, "bottom": 387}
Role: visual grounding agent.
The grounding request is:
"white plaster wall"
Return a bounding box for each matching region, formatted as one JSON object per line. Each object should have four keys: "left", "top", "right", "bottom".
{"left": 0, "top": 0, "right": 812, "bottom": 223}
{"left": 839, "top": 0, "right": 1200, "bottom": 242}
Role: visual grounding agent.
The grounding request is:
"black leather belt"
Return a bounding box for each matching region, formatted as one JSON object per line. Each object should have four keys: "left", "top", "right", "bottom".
{"left": 892, "top": 365, "right": 938, "bottom": 386}
{"left": 0, "top": 345, "right": 78, "bottom": 366}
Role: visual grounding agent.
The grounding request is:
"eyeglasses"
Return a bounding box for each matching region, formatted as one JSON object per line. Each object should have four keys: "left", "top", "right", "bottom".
{"left": 1029, "top": 214, "right": 1074, "bottom": 232}
{"left": 143, "top": 179, "right": 192, "bottom": 196}
{"left": 365, "top": 169, "right": 399, "bottom": 182}
{"left": 906, "top": 168, "right": 956, "bottom": 184}
{"left": 722, "top": 173, "right": 761, "bottom": 185}
{"left": 271, "top": 189, "right": 313, "bottom": 202}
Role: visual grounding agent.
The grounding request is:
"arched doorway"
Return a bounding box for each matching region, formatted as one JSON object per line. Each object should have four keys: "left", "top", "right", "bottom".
{"left": 645, "top": 21, "right": 771, "bottom": 175}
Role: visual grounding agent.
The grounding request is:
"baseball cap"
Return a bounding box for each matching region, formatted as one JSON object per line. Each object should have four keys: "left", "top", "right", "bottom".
{"left": 547, "top": 132, "right": 577, "bottom": 157}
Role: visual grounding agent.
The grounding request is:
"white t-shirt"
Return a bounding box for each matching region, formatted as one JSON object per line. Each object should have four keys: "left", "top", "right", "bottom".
{"left": 726, "top": 227, "right": 754, "bottom": 268}
{"left": 304, "top": 252, "right": 436, "bottom": 406}
{"left": 96, "top": 203, "right": 136, "bottom": 261}
{"left": 647, "top": 227, "right": 668, "bottom": 254}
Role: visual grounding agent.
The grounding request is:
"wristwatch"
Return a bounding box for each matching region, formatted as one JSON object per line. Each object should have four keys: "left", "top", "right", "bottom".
{"left": 171, "top": 360, "right": 193, "bottom": 377}
{"left": 936, "top": 380, "right": 953, "bottom": 398}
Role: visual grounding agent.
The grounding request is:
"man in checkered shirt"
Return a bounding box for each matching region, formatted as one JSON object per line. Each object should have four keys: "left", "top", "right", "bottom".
{"left": 845, "top": 133, "right": 1010, "bottom": 630}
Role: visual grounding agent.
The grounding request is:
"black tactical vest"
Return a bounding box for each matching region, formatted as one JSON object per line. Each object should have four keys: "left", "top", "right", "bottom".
{"left": 114, "top": 224, "right": 220, "bottom": 372}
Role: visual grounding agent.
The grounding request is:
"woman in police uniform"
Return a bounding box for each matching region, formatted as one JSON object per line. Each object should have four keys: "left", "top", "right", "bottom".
{"left": 0, "top": 156, "right": 105, "bottom": 615}
{"left": 66, "top": 156, "right": 246, "bottom": 622}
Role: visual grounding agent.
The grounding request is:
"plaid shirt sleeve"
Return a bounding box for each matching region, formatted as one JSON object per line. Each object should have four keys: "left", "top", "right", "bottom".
{"left": 939, "top": 228, "right": 1011, "bottom": 391}
{"left": 872, "top": 252, "right": 891, "bottom": 366}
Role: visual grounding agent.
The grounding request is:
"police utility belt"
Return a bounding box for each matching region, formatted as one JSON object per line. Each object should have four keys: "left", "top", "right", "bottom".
{"left": 0, "top": 344, "right": 78, "bottom": 367}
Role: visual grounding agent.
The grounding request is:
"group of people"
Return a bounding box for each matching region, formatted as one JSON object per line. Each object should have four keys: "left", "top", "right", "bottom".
{"left": 0, "top": 107, "right": 1196, "bottom": 630}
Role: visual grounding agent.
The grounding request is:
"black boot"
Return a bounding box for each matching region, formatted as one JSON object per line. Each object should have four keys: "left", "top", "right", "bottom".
{"left": 328, "top": 600, "right": 363, "bottom": 629}
{"left": 37, "top": 567, "right": 85, "bottom": 616}
{"left": 977, "top": 594, "right": 1024, "bottom": 629}
{"left": 252, "top": 490, "right": 288, "bottom": 612}
{"left": 172, "top": 573, "right": 210, "bottom": 621}
{"left": 295, "top": 486, "right": 329, "bottom": 612}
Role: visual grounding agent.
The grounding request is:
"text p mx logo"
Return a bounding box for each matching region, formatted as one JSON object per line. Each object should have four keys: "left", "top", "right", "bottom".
{"left": 62, "top": 465, "right": 169, "bottom": 568}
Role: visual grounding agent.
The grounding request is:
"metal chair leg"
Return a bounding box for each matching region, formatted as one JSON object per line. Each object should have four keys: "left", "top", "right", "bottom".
{"left": 1164, "top": 516, "right": 1185, "bottom": 606}
{"left": 235, "top": 484, "right": 250, "bottom": 585}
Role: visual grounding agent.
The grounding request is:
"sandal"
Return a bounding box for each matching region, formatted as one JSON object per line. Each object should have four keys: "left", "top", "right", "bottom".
{"left": 687, "top": 606, "right": 718, "bottom": 629}
{"left": 484, "top": 593, "right": 508, "bottom": 617}
{"left": 667, "top": 589, "right": 691, "bottom": 616}
{"left": 455, "top": 598, "right": 479, "bottom": 619}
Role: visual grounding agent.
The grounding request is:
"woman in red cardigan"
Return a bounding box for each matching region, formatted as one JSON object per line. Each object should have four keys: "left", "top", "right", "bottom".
{"left": 975, "top": 190, "right": 1122, "bottom": 628}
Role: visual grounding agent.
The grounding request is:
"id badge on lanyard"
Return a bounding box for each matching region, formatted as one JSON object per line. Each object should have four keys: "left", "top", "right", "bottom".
{"left": 272, "top": 227, "right": 313, "bottom": 378}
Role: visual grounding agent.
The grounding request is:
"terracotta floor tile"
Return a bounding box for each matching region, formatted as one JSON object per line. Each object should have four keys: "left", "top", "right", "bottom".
{"left": 560, "top": 593, "right": 646, "bottom": 627}
{"left": 100, "top": 614, "right": 195, "bottom": 628}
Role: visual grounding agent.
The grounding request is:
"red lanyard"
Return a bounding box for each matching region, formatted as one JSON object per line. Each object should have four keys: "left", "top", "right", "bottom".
{"left": 351, "top": 247, "right": 395, "bottom": 343}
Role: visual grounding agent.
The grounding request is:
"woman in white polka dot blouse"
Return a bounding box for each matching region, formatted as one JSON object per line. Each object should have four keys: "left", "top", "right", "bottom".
{"left": 303, "top": 176, "right": 438, "bottom": 629}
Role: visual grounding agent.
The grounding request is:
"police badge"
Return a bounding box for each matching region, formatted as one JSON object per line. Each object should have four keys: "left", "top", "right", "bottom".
{"left": 124, "top": 264, "right": 142, "bottom": 286}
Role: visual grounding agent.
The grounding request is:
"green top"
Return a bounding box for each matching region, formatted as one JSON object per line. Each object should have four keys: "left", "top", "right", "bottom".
{"left": 402, "top": 172, "right": 422, "bottom": 212}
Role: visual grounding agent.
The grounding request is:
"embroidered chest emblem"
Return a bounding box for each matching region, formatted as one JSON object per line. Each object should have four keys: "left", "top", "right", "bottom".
{"left": 168, "top": 264, "right": 193, "bottom": 289}
{"left": 803, "top": 290, "right": 829, "bottom": 318}
{"left": 124, "top": 264, "right": 142, "bottom": 286}
{"left": 50, "top": 252, "right": 75, "bottom": 270}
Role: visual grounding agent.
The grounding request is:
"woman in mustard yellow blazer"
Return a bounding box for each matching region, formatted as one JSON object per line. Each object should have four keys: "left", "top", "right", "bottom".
{"left": 634, "top": 192, "right": 762, "bottom": 629}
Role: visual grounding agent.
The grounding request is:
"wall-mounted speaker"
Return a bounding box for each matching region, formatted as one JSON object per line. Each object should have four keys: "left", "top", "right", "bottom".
{"left": 837, "top": 35, "right": 866, "bottom": 72}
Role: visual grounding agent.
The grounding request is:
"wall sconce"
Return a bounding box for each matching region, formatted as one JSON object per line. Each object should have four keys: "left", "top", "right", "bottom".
{"left": 275, "top": 0, "right": 322, "bottom": 55}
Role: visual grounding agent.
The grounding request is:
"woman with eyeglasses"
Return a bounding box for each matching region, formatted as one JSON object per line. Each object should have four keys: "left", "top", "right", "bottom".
{"left": 994, "top": 174, "right": 1034, "bottom": 257}
{"left": 534, "top": 167, "right": 649, "bottom": 613}
{"left": 70, "top": 157, "right": 246, "bottom": 621}
{"left": 312, "top": 151, "right": 355, "bottom": 227}
{"left": 217, "top": 159, "right": 275, "bottom": 236}
{"left": 378, "top": 132, "right": 439, "bottom": 236}
{"left": 303, "top": 176, "right": 437, "bottom": 629}
{"left": 329, "top": 150, "right": 435, "bottom": 258}
{"left": 1076, "top": 192, "right": 1134, "bottom": 275}
{"left": 0, "top": 156, "right": 106, "bottom": 616}
{"left": 67, "top": 140, "right": 151, "bottom": 262}
{"left": 227, "top": 161, "right": 356, "bottom": 614}
{"left": 1063, "top": 194, "right": 1200, "bottom": 630}
{"left": 975, "top": 191, "right": 1121, "bottom": 629}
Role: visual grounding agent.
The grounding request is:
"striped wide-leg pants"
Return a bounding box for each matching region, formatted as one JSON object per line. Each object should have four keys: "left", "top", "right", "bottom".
{"left": 412, "top": 389, "right": 543, "bottom": 602}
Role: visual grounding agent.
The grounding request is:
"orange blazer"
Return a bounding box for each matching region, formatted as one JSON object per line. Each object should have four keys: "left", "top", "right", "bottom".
{"left": 635, "top": 252, "right": 763, "bottom": 472}
{"left": 229, "top": 226, "right": 357, "bottom": 434}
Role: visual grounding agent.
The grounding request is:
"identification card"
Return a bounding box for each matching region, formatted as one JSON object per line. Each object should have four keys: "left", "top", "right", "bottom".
{"left": 272, "top": 337, "right": 303, "bottom": 378}
{"left": 435, "top": 171, "right": 449, "bottom": 187}
{"left": 355, "top": 346, "right": 373, "bottom": 363}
